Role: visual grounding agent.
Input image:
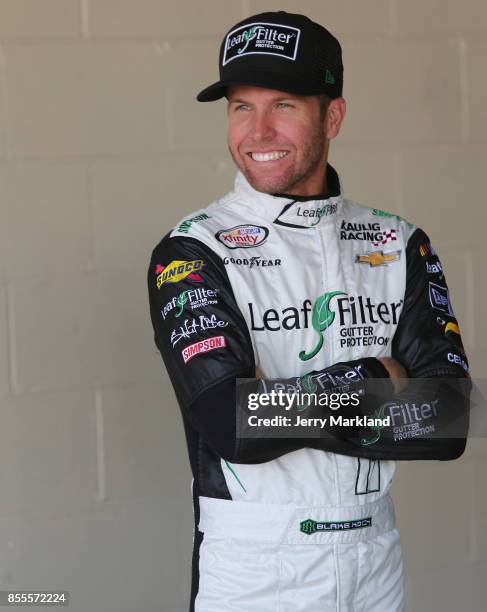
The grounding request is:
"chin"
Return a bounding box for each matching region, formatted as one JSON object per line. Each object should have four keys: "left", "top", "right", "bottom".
{"left": 246, "top": 174, "right": 284, "bottom": 194}
{"left": 243, "top": 166, "right": 293, "bottom": 194}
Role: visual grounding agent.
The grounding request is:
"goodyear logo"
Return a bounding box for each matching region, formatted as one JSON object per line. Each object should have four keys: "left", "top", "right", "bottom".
{"left": 156, "top": 260, "right": 205, "bottom": 289}
{"left": 300, "top": 517, "right": 372, "bottom": 535}
{"left": 356, "top": 250, "right": 401, "bottom": 267}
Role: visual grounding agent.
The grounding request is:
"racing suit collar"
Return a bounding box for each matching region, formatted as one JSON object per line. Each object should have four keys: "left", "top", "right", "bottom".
{"left": 234, "top": 163, "right": 343, "bottom": 229}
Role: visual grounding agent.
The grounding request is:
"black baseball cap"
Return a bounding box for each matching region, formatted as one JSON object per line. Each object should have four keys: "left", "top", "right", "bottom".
{"left": 197, "top": 11, "right": 343, "bottom": 102}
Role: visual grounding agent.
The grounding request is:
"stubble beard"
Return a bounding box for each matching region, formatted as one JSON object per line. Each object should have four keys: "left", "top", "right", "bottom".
{"left": 229, "top": 128, "right": 327, "bottom": 195}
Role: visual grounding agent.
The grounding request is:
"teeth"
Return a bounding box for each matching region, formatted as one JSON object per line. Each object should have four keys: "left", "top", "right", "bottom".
{"left": 250, "top": 151, "right": 288, "bottom": 162}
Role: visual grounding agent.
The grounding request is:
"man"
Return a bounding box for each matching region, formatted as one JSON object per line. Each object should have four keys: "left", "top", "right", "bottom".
{"left": 148, "top": 11, "right": 470, "bottom": 611}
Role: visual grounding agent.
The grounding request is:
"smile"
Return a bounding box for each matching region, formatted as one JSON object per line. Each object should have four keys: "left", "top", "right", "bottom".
{"left": 248, "top": 151, "right": 289, "bottom": 162}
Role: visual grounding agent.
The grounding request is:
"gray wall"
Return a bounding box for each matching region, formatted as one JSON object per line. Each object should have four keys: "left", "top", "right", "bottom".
{"left": 0, "top": 1, "right": 486, "bottom": 610}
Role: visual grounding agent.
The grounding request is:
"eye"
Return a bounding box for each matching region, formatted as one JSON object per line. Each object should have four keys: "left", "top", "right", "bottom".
{"left": 276, "top": 102, "right": 293, "bottom": 109}
{"left": 233, "top": 103, "right": 251, "bottom": 111}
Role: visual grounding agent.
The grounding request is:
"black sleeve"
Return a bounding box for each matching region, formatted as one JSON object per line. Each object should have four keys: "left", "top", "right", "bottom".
{"left": 307, "top": 228, "right": 471, "bottom": 461}
{"left": 148, "top": 233, "right": 393, "bottom": 463}
{"left": 148, "top": 234, "right": 256, "bottom": 411}
{"left": 388, "top": 228, "right": 471, "bottom": 459}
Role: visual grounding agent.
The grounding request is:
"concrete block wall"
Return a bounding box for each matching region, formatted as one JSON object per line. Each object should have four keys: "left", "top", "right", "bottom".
{"left": 0, "top": 1, "right": 485, "bottom": 610}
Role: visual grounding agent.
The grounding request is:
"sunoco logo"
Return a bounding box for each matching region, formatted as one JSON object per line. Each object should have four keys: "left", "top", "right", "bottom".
{"left": 223, "top": 22, "right": 300, "bottom": 65}
{"left": 155, "top": 260, "right": 204, "bottom": 289}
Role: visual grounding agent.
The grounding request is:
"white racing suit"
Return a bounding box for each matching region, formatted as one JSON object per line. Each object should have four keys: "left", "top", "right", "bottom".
{"left": 148, "top": 164, "right": 470, "bottom": 611}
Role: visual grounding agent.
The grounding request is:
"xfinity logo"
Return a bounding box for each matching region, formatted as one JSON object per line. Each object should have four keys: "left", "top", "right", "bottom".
{"left": 223, "top": 22, "right": 300, "bottom": 65}
{"left": 216, "top": 224, "right": 269, "bottom": 249}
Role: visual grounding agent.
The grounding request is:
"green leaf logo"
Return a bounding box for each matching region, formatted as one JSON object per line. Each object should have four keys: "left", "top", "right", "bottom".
{"left": 299, "top": 291, "right": 346, "bottom": 361}
{"left": 361, "top": 402, "right": 392, "bottom": 446}
{"left": 297, "top": 372, "right": 317, "bottom": 411}
{"left": 175, "top": 290, "right": 189, "bottom": 317}
{"left": 238, "top": 26, "right": 258, "bottom": 54}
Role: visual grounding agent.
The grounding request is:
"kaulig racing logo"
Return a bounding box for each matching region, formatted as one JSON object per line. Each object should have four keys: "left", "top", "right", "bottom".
{"left": 248, "top": 291, "right": 403, "bottom": 361}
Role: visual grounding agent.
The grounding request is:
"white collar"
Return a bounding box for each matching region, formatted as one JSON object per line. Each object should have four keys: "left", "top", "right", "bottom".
{"left": 233, "top": 163, "right": 343, "bottom": 229}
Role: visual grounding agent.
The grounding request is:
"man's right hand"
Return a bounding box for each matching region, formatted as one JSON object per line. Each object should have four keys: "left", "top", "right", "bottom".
{"left": 255, "top": 366, "right": 265, "bottom": 379}
{"left": 377, "top": 357, "right": 408, "bottom": 393}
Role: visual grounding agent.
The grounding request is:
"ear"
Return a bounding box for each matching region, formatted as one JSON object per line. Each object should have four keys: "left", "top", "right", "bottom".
{"left": 325, "top": 97, "right": 346, "bottom": 140}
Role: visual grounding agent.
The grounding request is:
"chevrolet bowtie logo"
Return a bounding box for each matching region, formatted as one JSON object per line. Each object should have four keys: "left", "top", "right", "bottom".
{"left": 356, "top": 250, "right": 401, "bottom": 266}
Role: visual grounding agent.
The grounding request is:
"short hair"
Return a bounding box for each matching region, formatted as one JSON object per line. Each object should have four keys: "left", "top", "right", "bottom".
{"left": 318, "top": 94, "right": 331, "bottom": 121}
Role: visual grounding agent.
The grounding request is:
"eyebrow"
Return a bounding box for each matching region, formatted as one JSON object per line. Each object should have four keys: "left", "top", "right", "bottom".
{"left": 228, "top": 96, "right": 297, "bottom": 104}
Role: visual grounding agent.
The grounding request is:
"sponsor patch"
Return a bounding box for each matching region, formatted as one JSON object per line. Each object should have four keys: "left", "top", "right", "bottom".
{"left": 248, "top": 294, "right": 401, "bottom": 362}
{"left": 429, "top": 282, "right": 454, "bottom": 315}
{"left": 419, "top": 242, "right": 438, "bottom": 257}
{"left": 161, "top": 288, "right": 218, "bottom": 320}
{"left": 300, "top": 517, "right": 372, "bottom": 535}
{"left": 223, "top": 255, "right": 281, "bottom": 268}
{"left": 177, "top": 213, "right": 210, "bottom": 234}
{"left": 426, "top": 260, "right": 443, "bottom": 274}
{"left": 216, "top": 225, "right": 269, "bottom": 249}
{"left": 372, "top": 208, "right": 414, "bottom": 229}
{"left": 223, "top": 22, "right": 300, "bottom": 65}
{"left": 447, "top": 352, "right": 469, "bottom": 372}
{"left": 385, "top": 399, "right": 439, "bottom": 441}
{"left": 339, "top": 221, "right": 396, "bottom": 244}
{"left": 182, "top": 335, "right": 226, "bottom": 364}
{"left": 372, "top": 228, "right": 397, "bottom": 247}
{"left": 170, "top": 314, "right": 228, "bottom": 347}
{"left": 356, "top": 250, "right": 401, "bottom": 266}
{"left": 295, "top": 202, "right": 338, "bottom": 225}
{"left": 155, "top": 260, "right": 204, "bottom": 288}
{"left": 445, "top": 321, "right": 460, "bottom": 336}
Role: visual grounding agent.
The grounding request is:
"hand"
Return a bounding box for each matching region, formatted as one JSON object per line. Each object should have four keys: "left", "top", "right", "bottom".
{"left": 255, "top": 366, "right": 265, "bottom": 379}
{"left": 377, "top": 357, "right": 408, "bottom": 393}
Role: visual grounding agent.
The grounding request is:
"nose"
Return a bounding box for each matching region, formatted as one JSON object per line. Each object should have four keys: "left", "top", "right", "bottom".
{"left": 250, "top": 109, "right": 277, "bottom": 142}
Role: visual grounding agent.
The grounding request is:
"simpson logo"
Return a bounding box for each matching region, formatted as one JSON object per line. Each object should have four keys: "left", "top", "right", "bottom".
{"left": 177, "top": 213, "right": 210, "bottom": 234}
{"left": 223, "top": 22, "right": 300, "bottom": 65}
{"left": 216, "top": 225, "right": 269, "bottom": 249}
{"left": 155, "top": 260, "right": 205, "bottom": 289}
{"left": 181, "top": 335, "right": 226, "bottom": 364}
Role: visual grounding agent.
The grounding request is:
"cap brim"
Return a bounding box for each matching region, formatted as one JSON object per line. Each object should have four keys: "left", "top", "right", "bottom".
{"left": 196, "top": 71, "right": 328, "bottom": 102}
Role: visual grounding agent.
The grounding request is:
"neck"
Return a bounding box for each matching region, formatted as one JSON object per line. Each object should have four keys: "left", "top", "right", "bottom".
{"left": 281, "top": 146, "right": 330, "bottom": 197}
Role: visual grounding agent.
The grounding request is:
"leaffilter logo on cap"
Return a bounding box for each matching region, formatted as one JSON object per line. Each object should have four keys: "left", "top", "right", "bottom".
{"left": 223, "top": 22, "right": 300, "bottom": 65}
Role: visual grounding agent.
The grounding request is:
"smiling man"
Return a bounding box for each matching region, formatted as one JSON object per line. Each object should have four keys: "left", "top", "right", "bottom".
{"left": 148, "top": 11, "right": 470, "bottom": 612}
{"left": 226, "top": 85, "right": 338, "bottom": 196}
